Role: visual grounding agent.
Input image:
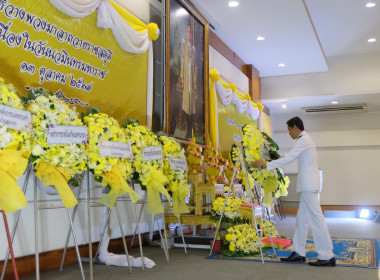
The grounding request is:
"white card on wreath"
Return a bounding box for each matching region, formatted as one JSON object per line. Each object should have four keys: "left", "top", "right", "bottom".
{"left": 98, "top": 140, "right": 132, "bottom": 158}
{"left": 169, "top": 158, "right": 187, "bottom": 170}
{"left": 142, "top": 146, "right": 163, "bottom": 161}
{"left": 214, "top": 184, "right": 225, "bottom": 194}
{"left": 233, "top": 184, "right": 243, "bottom": 194}
{"left": 0, "top": 104, "right": 31, "bottom": 132}
{"left": 46, "top": 125, "right": 89, "bottom": 145}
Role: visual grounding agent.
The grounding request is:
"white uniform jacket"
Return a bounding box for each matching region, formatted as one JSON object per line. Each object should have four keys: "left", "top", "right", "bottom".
{"left": 266, "top": 131, "right": 320, "bottom": 193}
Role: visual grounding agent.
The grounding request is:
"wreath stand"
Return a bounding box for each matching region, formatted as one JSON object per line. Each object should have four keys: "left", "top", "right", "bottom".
{"left": 209, "top": 145, "right": 277, "bottom": 263}
{"left": 0, "top": 164, "right": 85, "bottom": 280}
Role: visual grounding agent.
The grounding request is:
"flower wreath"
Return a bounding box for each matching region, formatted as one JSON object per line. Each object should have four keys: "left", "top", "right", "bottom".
{"left": 241, "top": 124, "right": 281, "bottom": 205}
{"left": 124, "top": 121, "right": 169, "bottom": 215}
{"left": 26, "top": 89, "right": 86, "bottom": 208}
{"left": 0, "top": 78, "right": 31, "bottom": 213}
{"left": 83, "top": 111, "right": 140, "bottom": 208}
{"left": 159, "top": 134, "right": 189, "bottom": 217}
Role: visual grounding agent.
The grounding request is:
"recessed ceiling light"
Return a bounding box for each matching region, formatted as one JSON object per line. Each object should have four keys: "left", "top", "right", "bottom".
{"left": 176, "top": 8, "right": 187, "bottom": 16}
{"left": 366, "top": 2, "right": 376, "bottom": 8}
{"left": 228, "top": 1, "right": 239, "bottom": 7}
{"left": 368, "top": 38, "right": 376, "bottom": 43}
{"left": 257, "top": 36, "right": 265, "bottom": 41}
{"left": 282, "top": 103, "right": 287, "bottom": 109}
{"left": 278, "top": 63, "right": 285, "bottom": 67}
{"left": 331, "top": 101, "right": 338, "bottom": 104}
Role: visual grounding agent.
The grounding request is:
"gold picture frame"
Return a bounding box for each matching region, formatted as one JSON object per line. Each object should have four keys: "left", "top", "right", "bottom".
{"left": 165, "top": 0, "right": 209, "bottom": 144}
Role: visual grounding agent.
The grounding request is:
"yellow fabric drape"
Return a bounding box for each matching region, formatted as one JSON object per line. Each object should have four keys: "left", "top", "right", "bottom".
{"left": 169, "top": 181, "right": 190, "bottom": 217}
{"left": 101, "top": 163, "right": 141, "bottom": 209}
{"left": 0, "top": 149, "right": 28, "bottom": 214}
{"left": 142, "top": 169, "right": 170, "bottom": 215}
{"left": 208, "top": 68, "right": 263, "bottom": 150}
{"left": 35, "top": 161, "right": 78, "bottom": 208}
{"left": 109, "top": 0, "right": 159, "bottom": 40}
{"left": 209, "top": 69, "right": 219, "bottom": 150}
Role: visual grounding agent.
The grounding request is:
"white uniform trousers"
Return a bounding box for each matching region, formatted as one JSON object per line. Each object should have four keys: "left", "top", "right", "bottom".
{"left": 293, "top": 192, "right": 334, "bottom": 260}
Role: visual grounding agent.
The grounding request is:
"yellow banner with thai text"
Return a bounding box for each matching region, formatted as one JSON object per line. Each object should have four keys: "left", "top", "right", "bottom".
{"left": 217, "top": 96, "right": 257, "bottom": 158}
{"left": 0, "top": 0, "right": 148, "bottom": 124}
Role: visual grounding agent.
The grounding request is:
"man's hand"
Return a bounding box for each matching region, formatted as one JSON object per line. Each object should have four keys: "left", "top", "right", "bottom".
{"left": 249, "top": 160, "right": 266, "bottom": 169}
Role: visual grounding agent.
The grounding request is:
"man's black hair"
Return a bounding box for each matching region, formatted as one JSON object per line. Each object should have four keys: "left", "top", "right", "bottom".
{"left": 286, "top": 116, "right": 304, "bottom": 130}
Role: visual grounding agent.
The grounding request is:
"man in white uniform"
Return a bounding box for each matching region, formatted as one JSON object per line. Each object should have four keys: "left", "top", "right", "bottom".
{"left": 251, "top": 117, "right": 335, "bottom": 267}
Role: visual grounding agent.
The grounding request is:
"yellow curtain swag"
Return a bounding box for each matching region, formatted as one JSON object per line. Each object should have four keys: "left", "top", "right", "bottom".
{"left": 35, "top": 161, "right": 78, "bottom": 208}
{"left": 109, "top": 0, "right": 160, "bottom": 40}
{"left": 209, "top": 69, "right": 220, "bottom": 82}
{"left": 101, "top": 163, "right": 141, "bottom": 209}
{"left": 170, "top": 181, "right": 190, "bottom": 217}
{"left": 229, "top": 83, "right": 237, "bottom": 92}
{"left": 257, "top": 102, "right": 264, "bottom": 112}
{"left": 142, "top": 169, "right": 169, "bottom": 215}
{"left": 0, "top": 149, "right": 28, "bottom": 214}
{"left": 220, "top": 78, "right": 260, "bottom": 110}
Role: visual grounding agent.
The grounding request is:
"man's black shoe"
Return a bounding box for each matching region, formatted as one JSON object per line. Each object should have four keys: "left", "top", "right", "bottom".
{"left": 308, "top": 257, "right": 336, "bottom": 267}
{"left": 280, "top": 251, "right": 306, "bottom": 262}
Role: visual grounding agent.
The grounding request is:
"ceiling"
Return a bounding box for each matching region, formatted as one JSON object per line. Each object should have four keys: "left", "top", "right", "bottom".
{"left": 190, "top": 0, "right": 380, "bottom": 77}
{"left": 189, "top": 0, "right": 380, "bottom": 115}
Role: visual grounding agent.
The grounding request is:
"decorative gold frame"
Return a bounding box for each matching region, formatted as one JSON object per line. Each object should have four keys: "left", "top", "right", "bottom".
{"left": 165, "top": 0, "right": 209, "bottom": 144}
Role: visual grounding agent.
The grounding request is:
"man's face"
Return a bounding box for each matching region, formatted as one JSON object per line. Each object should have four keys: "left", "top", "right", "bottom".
{"left": 187, "top": 25, "right": 191, "bottom": 41}
{"left": 288, "top": 126, "right": 299, "bottom": 139}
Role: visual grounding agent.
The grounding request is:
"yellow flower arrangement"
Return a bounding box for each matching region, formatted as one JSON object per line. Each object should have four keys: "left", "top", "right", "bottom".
{"left": 256, "top": 218, "right": 280, "bottom": 239}
{"left": 83, "top": 112, "right": 140, "bottom": 208}
{"left": 211, "top": 196, "right": 248, "bottom": 227}
{"left": 159, "top": 135, "right": 189, "bottom": 217}
{"left": 241, "top": 124, "right": 280, "bottom": 204}
{"left": 223, "top": 223, "right": 260, "bottom": 257}
{"left": 0, "top": 77, "right": 31, "bottom": 213}
{"left": 26, "top": 89, "right": 87, "bottom": 208}
{"left": 124, "top": 122, "right": 169, "bottom": 215}
{"left": 0, "top": 78, "right": 31, "bottom": 156}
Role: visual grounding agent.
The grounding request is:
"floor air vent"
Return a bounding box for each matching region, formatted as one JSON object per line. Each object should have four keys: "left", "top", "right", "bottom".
{"left": 304, "top": 104, "right": 367, "bottom": 114}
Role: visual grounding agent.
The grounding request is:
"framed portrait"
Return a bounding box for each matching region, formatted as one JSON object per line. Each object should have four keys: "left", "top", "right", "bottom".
{"left": 166, "top": 0, "right": 209, "bottom": 144}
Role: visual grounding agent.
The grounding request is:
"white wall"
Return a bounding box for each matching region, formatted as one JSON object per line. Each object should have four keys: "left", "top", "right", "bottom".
{"left": 0, "top": 0, "right": 163, "bottom": 261}
{"left": 114, "top": 0, "right": 162, "bottom": 23}
{"left": 270, "top": 112, "right": 380, "bottom": 206}
{"left": 209, "top": 46, "right": 249, "bottom": 93}
{"left": 261, "top": 52, "right": 380, "bottom": 99}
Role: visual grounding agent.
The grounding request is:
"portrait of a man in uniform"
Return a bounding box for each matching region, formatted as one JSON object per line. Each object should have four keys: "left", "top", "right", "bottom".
{"left": 168, "top": 0, "right": 205, "bottom": 143}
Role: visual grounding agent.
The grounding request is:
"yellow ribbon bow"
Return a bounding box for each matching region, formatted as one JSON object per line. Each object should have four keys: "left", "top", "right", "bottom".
{"left": 101, "top": 163, "right": 141, "bottom": 209}
{"left": 0, "top": 149, "right": 28, "bottom": 214}
{"left": 35, "top": 161, "right": 78, "bottom": 208}
{"left": 209, "top": 69, "right": 220, "bottom": 82}
{"left": 142, "top": 168, "right": 169, "bottom": 215}
{"left": 263, "top": 176, "right": 280, "bottom": 206}
{"left": 169, "top": 181, "right": 190, "bottom": 217}
{"left": 275, "top": 176, "right": 290, "bottom": 198}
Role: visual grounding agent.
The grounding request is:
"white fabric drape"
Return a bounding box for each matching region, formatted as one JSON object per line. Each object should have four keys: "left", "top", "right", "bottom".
{"left": 214, "top": 81, "right": 260, "bottom": 120}
{"left": 49, "top": 0, "right": 156, "bottom": 128}
{"left": 98, "top": 206, "right": 156, "bottom": 268}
